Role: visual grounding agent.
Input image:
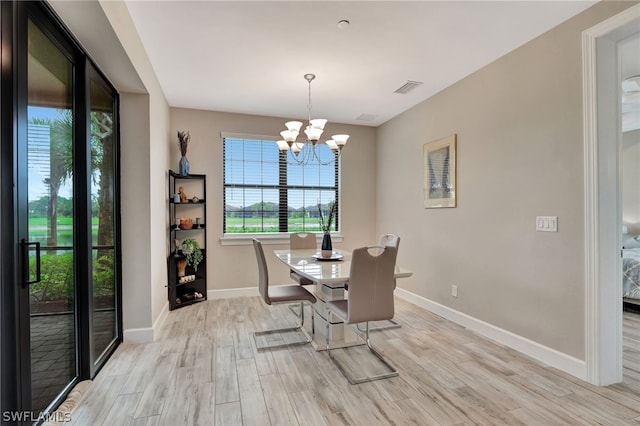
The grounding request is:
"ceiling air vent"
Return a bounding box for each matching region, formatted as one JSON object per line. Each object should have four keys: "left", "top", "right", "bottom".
{"left": 393, "top": 80, "right": 423, "bottom": 94}
{"left": 356, "top": 113, "right": 378, "bottom": 122}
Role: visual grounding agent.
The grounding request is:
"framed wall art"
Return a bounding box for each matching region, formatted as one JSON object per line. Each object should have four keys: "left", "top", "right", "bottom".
{"left": 423, "top": 134, "right": 456, "bottom": 208}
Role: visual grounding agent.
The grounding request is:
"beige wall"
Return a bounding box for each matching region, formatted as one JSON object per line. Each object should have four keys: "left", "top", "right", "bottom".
{"left": 170, "top": 108, "right": 377, "bottom": 290}
{"left": 377, "top": 1, "right": 634, "bottom": 359}
{"left": 93, "top": 1, "right": 171, "bottom": 337}
{"left": 623, "top": 129, "right": 640, "bottom": 224}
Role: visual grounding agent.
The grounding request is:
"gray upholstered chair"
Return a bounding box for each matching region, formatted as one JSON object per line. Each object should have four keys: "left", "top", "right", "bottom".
{"left": 325, "top": 245, "right": 399, "bottom": 384}
{"left": 288, "top": 233, "right": 317, "bottom": 318}
{"left": 252, "top": 239, "right": 316, "bottom": 350}
{"left": 289, "top": 232, "right": 316, "bottom": 286}
{"left": 357, "top": 234, "right": 402, "bottom": 332}
{"left": 379, "top": 233, "right": 400, "bottom": 251}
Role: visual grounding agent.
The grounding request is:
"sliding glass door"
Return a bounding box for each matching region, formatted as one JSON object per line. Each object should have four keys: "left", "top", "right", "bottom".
{"left": 89, "top": 68, "right": 119, "bottom": 372}
{"left": 1, "top": 1, "right": 121, "bottom": 417}
{"left": 25, "top": 15, "right": 78, "bottom": 415}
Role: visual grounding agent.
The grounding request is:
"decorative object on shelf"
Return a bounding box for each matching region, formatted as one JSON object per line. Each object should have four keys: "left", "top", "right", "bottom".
{"left": 176, "top": 257, "right": 187, "bottom": 277}
{"left": 178, "top": 186, "right": 187, "bottom": 203}
{"left": 179, "top": 217, "right": 193, "bottom": 229}
{"left": 276, "top": 74, "right": 349, "bottom": 166}
{"left": 318, "top": 202, "right": 336, "bottom": 258}
{"left": 192, "top": 196, "right": 199, "bottom": 203}
{"left": 181, "top": 238, "right": 203, "bottom": 271}
{"left": 195, "top": 217, "right": 201, "bottom": 227}
{"left": 178, "top": 130, "right": 191, "bottom": 176}
{"left": 179, "top": 274, "right": 196, "bottom": 284}
{"left": 173, "top": 193, "right": 180, "bottom": 203}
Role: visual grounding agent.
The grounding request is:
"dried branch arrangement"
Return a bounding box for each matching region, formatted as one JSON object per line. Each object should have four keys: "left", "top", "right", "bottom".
{"left": 178, "top": 130, "right": 190, "bottom": 156}
{"left": 318, "top": 202, "right": 337, "bottom": 233}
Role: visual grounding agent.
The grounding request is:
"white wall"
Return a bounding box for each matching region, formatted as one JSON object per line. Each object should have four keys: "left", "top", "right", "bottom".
{"left": 377, "top": 1, "right": 634, "bottom": 360}
{"left": 170, "top": 108, "right": 377, "bottom": 290}
{"left": 51, "top": 1, "right": 172, "bottom": 340}
{"left": 99, "top": 0, "right": 171, "bottom": 338}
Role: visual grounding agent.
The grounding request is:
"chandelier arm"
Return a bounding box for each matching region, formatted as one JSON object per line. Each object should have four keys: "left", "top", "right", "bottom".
{"left": 316, "top": 150, "right": 342, "bottom": 166}
{"left": 310, "top": 143, "right": 342, "bottom": 166}
{"left": 286, "top": 142, "right": 313, "bottom": 166}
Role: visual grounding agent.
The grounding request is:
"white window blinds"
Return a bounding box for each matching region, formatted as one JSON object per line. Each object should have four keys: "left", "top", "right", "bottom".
{"left": 223, "top": 135, "right": 339, "bottom": 234}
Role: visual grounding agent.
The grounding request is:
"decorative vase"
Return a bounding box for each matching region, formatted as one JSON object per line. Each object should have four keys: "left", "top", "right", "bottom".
{"left": 321, "top": 232, "right": 332, "bottom": 258}
{"left": 176, "top": 257, "right": 187, "bottom": 277}
{"left": 179, "top": 155, "right": 190, "bottom": 176}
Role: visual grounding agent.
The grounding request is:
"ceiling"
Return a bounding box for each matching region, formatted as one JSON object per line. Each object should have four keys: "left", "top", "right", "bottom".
{"left": 122, "top": 1, "right": 597, "bottom": 127}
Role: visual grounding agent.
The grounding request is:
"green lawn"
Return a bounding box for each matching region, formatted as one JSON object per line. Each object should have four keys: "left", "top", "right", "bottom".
{"left": 225, "top": 216, "right": 327, "bottom": 233}
{"left": 28, "top": 216, "right": 99, "bottom": 246}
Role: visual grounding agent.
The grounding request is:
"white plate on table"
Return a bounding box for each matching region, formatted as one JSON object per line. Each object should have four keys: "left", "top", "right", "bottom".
{"left": 312, "top": 253, "right": 343, "bottom": 261}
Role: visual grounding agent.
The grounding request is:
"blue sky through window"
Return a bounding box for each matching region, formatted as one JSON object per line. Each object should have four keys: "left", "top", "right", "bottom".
{"left": 224, "top": 137, "right": 337, "bottom": 210}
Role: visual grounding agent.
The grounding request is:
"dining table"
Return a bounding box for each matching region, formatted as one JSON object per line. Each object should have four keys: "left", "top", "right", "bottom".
{"left": 273, "top": 248, "right": 413, "bottom": 351}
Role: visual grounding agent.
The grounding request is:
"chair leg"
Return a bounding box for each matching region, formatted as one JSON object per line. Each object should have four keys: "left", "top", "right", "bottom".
{"left": 254, "top": 302, "right": 312, "bottom": 351}
{"left": 356, "top": 318, "right": 401, "bottom": 332}
{"left": 288, "top": 303, "right": 302, "bottom": 318}
{"left": 326, "top": 317, "right": 398, "bottom": 385}
{"left": 362, "top": 322, "right": 398, "bottom": 381}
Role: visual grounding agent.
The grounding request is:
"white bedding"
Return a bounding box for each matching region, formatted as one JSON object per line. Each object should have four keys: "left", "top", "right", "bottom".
{"left": 623, "top": 248, "right": 640, "bottom": 300}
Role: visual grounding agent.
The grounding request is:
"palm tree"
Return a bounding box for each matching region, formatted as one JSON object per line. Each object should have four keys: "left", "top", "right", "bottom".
{"left": 30, "top": 112, "right": 72, "bottom": 247}
{"left": 92, "top": 111, "right": 114, "bottom": 254}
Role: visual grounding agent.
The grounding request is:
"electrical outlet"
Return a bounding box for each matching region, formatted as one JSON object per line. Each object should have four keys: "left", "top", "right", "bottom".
{"left": 451, "top": 285, "right": 458, "bottom": 297}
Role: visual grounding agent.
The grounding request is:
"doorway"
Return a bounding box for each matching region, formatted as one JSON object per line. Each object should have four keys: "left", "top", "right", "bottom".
{"left": 583, "top": 4, "right": 640, "bottom": 386}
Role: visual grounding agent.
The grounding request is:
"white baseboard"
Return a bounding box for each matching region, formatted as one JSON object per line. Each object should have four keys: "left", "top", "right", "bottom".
{"left": 123, "top": 302, "right": 169, "bottom": 344}
{"left": 208, "top": 287, "right": 257, "bottom": 299}
{"left": 123, "top": 327, "right": 154, "bottom": 344}
{"left": 395, "top": 288, "right": 587, "bottom": 381}
{"left": 152, "top": 302, "right": 169, "bottom": 339}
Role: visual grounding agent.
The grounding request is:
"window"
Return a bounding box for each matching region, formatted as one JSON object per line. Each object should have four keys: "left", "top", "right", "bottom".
{"left": 223, "top": 135, "right": 339, "bottom": 234}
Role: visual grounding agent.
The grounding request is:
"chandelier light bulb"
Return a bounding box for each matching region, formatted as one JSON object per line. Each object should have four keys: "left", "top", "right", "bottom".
{"left": 285, "top": 121, "right": 303, "bottom": 132}
{"left": 332, "top": 134, "right": 349, "bottom": 147}
{"left": 326, "top": 139, "right": 338, "bottom": 151}
{"left": 280, "top": 130, "right": 297, "bottom": 143}
{"left": 309, "top": 118, "right": 327, "bottom": 130}
{"left": 276, "top": 140, "right": 289, "bottom": 151}
{"left": 304, "top": 126, "right": 323, "bottom": 142}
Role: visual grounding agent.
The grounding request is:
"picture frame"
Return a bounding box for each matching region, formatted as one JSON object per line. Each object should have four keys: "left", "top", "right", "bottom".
{"left": 423, "top": 134, "right": 456, "bottom": 208}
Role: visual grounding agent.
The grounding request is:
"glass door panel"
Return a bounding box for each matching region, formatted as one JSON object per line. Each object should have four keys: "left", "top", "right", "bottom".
{"left": 26, "top": 18, "right": 77, "bottom": 413}
{"left": 89, "top": 77, "right": 117, "bottom": 364}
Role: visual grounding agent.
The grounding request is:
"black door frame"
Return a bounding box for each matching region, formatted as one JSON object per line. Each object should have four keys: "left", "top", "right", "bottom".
{"left": 0, "top": 1, "right": 122, "bottom": 419}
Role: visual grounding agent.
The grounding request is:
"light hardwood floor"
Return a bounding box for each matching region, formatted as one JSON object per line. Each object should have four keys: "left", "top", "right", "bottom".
{"left": 624, "top": 309, "right": 640, "bottom": 395}
{"left": 68, "top": 297, "right": 640, "bottom": 425}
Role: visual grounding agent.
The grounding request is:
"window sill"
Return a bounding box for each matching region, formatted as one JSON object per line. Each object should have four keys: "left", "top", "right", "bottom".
{"left": 219, "top": 232, "right": 343, "bottom": 246}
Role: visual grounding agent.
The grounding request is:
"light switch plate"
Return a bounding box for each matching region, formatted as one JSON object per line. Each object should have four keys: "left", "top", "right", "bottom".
{"left": 536, "top": 216, "right": 558, "bottom": 232}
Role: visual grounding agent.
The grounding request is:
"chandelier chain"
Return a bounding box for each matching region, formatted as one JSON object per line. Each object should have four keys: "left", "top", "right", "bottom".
{"left": 307, "top": 78, "right": 313, "bottom": 123}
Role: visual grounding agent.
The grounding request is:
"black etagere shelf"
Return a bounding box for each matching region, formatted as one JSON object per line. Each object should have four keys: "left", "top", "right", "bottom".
{"left": 167, "top": 170, "right": 207, "bottom": 310}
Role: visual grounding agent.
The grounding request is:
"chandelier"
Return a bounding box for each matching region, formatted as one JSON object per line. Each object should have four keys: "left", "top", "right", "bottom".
{"left": 276, "top": 73, "right": 349, "bottom": 166}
